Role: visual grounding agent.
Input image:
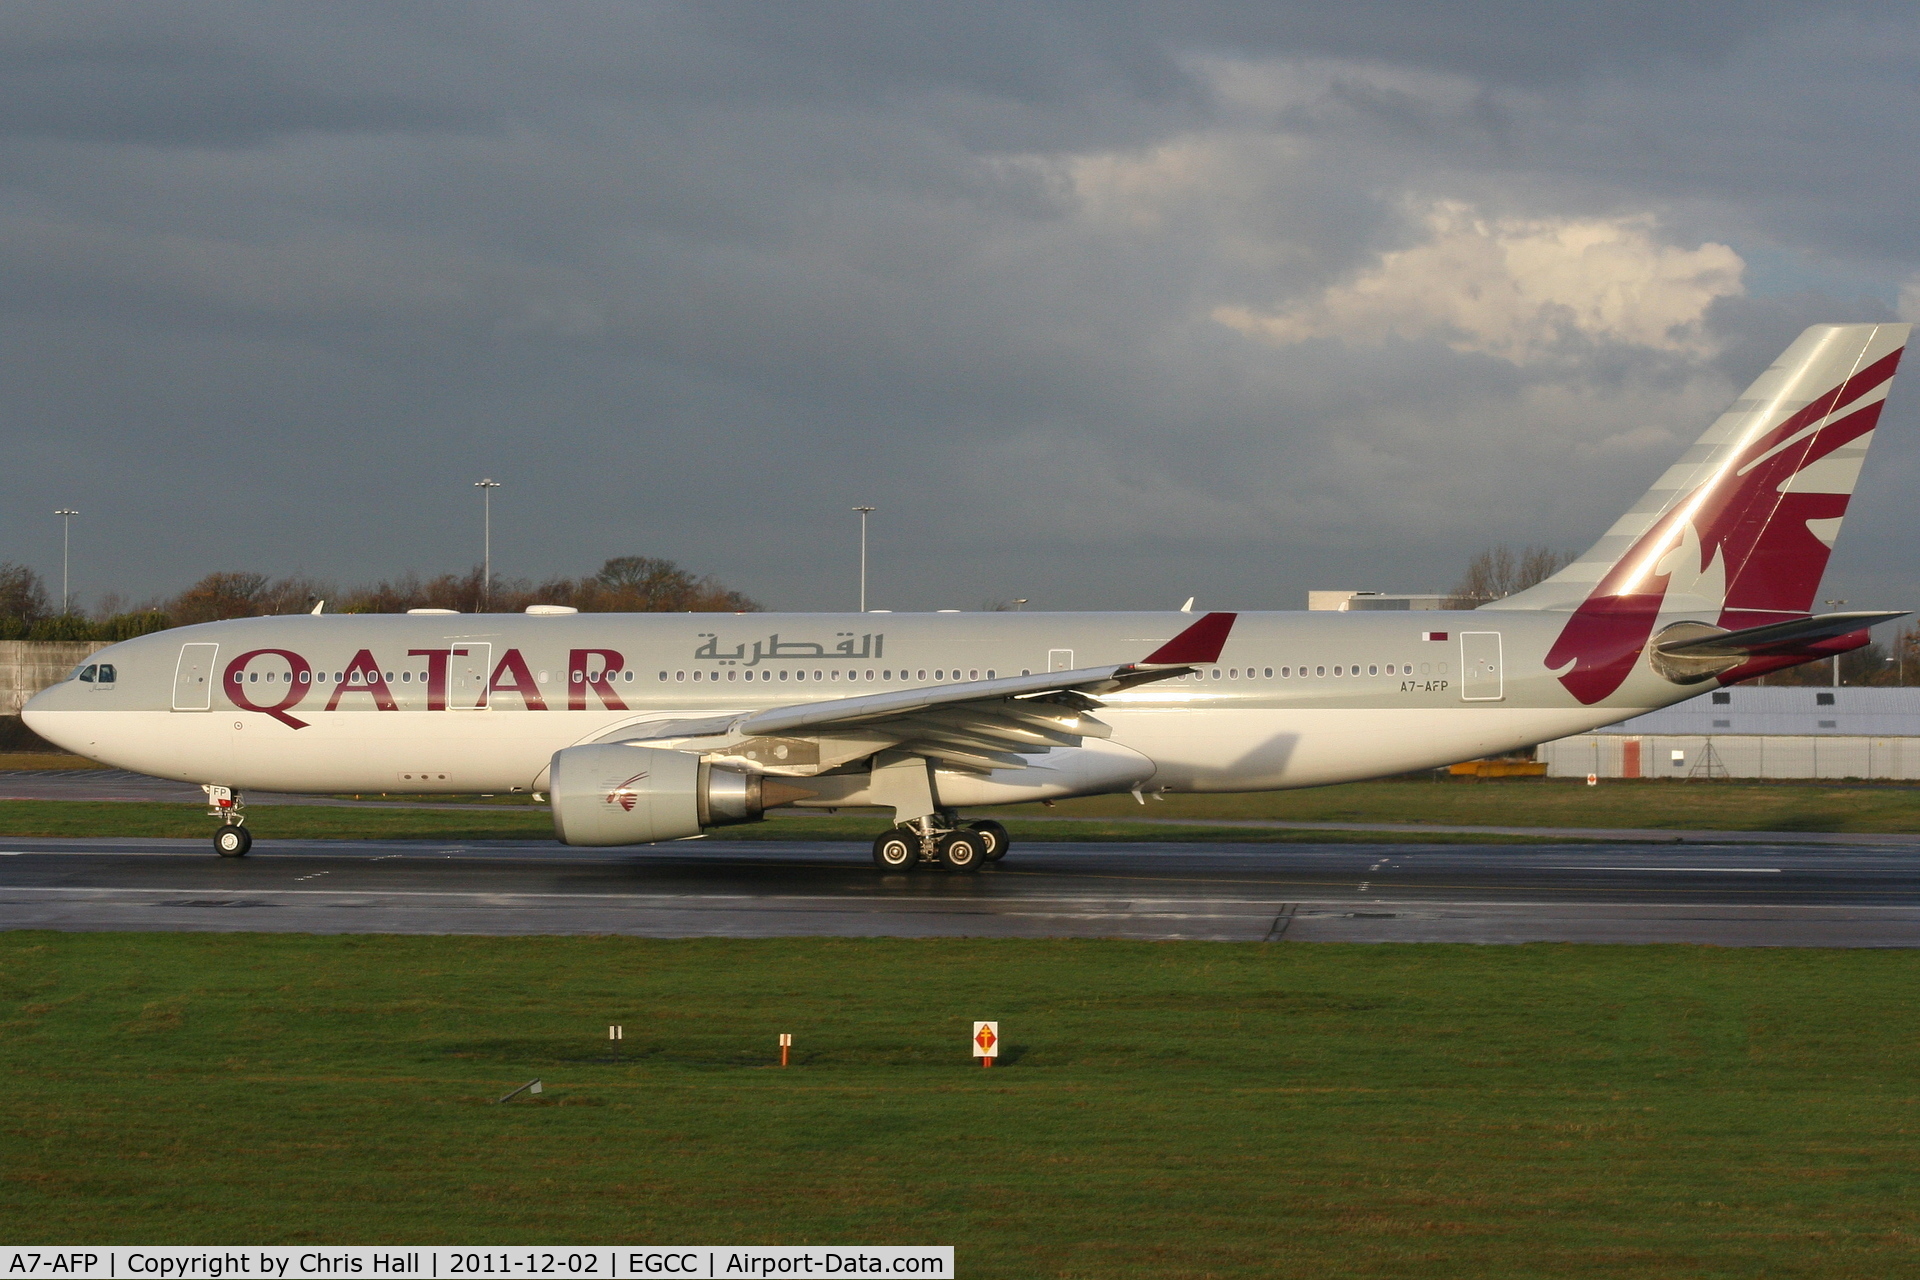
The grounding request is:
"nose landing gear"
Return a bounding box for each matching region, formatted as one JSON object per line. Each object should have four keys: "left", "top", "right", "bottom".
{"left": 204, "top": 784, "right": 250, "bottom": 857}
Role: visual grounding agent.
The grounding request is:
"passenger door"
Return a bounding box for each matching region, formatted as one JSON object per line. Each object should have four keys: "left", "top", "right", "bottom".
{"left": 449, "top": 643, "right": 492, "bottom": 710}
{"left": 172, "top": 643, "right": 218, "bottom": 711}
{"left": 1460, "top": 632, "right": 1504, "bottom": 702}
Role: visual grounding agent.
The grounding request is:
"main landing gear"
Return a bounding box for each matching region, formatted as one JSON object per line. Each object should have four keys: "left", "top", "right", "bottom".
{"left": 871, "top": 816, "right": 1010, "bottom": 873}
{"left": 204, "top": 784, "right": 250, "bottom": 857}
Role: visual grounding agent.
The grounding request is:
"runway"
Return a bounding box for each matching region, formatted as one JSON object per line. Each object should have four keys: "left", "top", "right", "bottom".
{"left": 6, "top": 836, "right": 1920, "bottom": 945}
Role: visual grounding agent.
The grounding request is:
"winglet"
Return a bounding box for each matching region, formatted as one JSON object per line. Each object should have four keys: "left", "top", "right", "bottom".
{"left": 1143, "top": 611, "right": 1237, "bottom": 664}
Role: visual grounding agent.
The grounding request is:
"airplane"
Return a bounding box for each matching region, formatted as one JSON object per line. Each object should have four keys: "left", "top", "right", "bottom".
{"left": 24, "top": 322, "right": 1911, "bottom": 869}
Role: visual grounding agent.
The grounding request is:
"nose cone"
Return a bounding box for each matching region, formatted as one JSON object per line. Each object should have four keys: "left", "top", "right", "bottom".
{"left": 22, "top": 680, "right": 89, "bottom": 753}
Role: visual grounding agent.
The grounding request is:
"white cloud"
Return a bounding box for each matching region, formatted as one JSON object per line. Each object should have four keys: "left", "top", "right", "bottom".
{"left": 1213, "top": 202, "right": 1745, "bottom": 363}
{"left": 1899, "top": 275, "right": 1920, "bottom": 323}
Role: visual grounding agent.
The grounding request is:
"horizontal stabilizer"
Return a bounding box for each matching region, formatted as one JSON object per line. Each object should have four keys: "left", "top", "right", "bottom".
{"left": 1654, "top": 610, "right": 1907, "bottom": 657}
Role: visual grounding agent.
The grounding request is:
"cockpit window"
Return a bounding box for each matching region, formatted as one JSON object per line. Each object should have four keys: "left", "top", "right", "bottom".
{"left": 96, "top": 664, "right": 116, "bottom": 685}
{"left": 76, "top": 665, "right": 96, "bottom": 683}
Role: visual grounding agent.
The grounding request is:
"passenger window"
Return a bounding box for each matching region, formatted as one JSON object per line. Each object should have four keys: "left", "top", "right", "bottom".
{"left": 814, "top": 670, "right": 823, "bottom": 681}
{"left": 1369, "top": 665, "right": 1378, "bottom": 676}
{"left": 1332, "top": 666, "right": 1342, "bottom": 677}
{"left": 867, "top": 670, "right": 876, "bottom": 680}
{"left": 969, "top": 669, "right": 979, "bottom": 681}
{"left": 1263, "top": 667, "right": 1272, "bottom": 678}
{"left": 676, "top": 671, "right": 685, "bottom": 682}
{"left": 658, "top": 671, "right": 668, "bottom": 681}
{"left": 1316, "top": 665, "right": 1326, "bottom": 677}
{"left": 727, "top": 670, "right": 737, "bottom": 681}
{"left": 402, "top": 671, "right": 412, "bottom": 682}
{"left": 1211, "top": 669, "right": 1222, "bottom": 680}
{"left": 780, "top": 670, "right": 789, "bottom": 681}
{"left": 1281, "top": 667, "right": 1290, "bottom": 677}
{"left": 917, "top": 670, "right": 927, "bottom": 681}
{"left": 298, "top": 671, "right": 310, "bottom": 684}
{"left": 986, "top": 670, "right": 994, "bottom": 679}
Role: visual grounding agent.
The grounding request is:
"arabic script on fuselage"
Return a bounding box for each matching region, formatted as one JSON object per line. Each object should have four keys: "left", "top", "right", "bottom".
{"left": 694, "top": 632, "right": 884, "bottom": 667}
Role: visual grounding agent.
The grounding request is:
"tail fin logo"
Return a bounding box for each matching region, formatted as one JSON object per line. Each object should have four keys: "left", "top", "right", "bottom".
{"left": 606, "top": 772, "right": 649, "bottom": 812}
{"left": 1547, "top": 343, "right": 1904, "bottom": 704}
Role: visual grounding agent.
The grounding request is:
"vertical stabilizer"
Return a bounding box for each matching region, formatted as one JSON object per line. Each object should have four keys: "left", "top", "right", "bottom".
{"left": 1486, "top": 322, "right": 1909, "bottom": 703}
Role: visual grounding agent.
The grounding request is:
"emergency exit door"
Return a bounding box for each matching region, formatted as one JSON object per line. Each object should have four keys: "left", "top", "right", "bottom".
{"left": 1460, "top": 632, "right": 1504, "bottom": 701}
{"left": 172, "top": 643, "right": 219, "bottom": 711}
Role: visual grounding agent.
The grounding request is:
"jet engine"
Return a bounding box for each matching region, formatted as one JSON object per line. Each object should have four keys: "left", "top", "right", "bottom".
{"left": 549, "top": 743, "right": 790, "bottom": 846}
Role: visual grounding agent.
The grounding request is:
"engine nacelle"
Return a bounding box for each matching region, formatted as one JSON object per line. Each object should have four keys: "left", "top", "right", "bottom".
{"left": 549, "top": 744, "right": 768, "bottom": 847}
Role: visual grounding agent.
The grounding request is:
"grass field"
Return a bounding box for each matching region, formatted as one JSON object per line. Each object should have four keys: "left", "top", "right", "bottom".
{"left": 985, "top": 777, "right": 1920, "bottom": 834}
{"left": 2, "top": 933, "right": 1918, "bottom": 1277}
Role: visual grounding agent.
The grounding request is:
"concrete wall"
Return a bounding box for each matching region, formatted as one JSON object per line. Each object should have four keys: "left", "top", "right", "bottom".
{"left": 1, "top": 640, "right": 111, "bottom": 715}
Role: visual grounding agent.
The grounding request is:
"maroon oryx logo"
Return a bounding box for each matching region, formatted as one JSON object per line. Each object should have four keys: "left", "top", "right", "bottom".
{"left": 605, "top": 771, "right": 649, "bottom": 812}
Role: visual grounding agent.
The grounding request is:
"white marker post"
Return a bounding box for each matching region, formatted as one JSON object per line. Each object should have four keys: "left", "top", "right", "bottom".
{"left": 973, "top": 1021, "right": 999, "bottom": 1069}
{"left": 779, "top": 1032, "right": 792, "bottom": 1067}
{"left": 609, "top": 1024, "right": 622, "bottom": 1061}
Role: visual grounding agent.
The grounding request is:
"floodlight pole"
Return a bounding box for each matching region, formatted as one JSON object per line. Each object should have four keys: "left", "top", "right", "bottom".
{"left": 475, "top": 480, "right": 502, "bottom": 610}
{"left": 853, "top": 506, "right": 875, "bottom": 612}
{"left": 54, "top": 509, "right": 78, "bottom": 614}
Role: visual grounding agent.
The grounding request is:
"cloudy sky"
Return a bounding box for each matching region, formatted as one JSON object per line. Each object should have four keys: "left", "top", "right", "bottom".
{"left": 5, "top": 1, "right": 1919, "bottom": 616}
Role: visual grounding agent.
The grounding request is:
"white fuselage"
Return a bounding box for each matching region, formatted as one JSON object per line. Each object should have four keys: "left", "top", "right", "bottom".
{"left": 23, "top": 608, "right": 1703, "bottom": 806}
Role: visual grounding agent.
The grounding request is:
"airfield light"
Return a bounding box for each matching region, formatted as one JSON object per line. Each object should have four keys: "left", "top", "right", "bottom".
{"left": 853, "top": 506, "right": 875, "bottom": 612}
{"left": 475, "top": 480, "right": 502, "bottom": 609}
{"left": 780, "top": 1032, "right": 792, "bottom": 1067}
{"left": 609, "top": 1023, "right": 622, "bottom": 1060}
{"left": 53, "top": 509, "right": 77, "bottom": 614}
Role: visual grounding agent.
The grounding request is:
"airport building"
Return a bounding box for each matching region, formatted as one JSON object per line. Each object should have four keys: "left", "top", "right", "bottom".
{"left": 1537, "top": 686, "right": 1920, "bottom": 781}
{"left": 1308, "top": 590, "right": 1453, "bottom": 611}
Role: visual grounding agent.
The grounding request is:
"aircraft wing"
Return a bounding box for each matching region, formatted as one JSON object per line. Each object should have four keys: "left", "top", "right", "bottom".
{"left": 613, "top": 663, "right": 1190, "bottom": 772}
{"left": 605, "top": 611, "right": 1237, "bottom": 773}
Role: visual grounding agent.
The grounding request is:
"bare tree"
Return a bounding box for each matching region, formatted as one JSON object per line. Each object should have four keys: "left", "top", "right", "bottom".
{"left": 0, "top": 563, "right": 51, "bottom": 624}
{"left": 1448, "top": 545, "right": 1574, "bottom": 608}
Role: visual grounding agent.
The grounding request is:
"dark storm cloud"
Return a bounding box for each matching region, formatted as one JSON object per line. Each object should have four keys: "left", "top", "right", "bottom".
{"left": 2, "top": 1, "right": 1917, "bottom": 617}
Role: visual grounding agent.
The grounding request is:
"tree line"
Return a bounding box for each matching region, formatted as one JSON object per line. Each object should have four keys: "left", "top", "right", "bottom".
{"left": 0, "top": 556, "right": 761, "bottom": 641}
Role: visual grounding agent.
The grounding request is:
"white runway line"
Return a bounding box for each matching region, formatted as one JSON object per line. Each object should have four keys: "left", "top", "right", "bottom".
{"left": 1556, "top": 866, "right": 1781, "bottom": 873}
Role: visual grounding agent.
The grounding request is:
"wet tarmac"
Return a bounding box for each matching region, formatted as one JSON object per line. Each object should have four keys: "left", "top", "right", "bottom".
{"left": 5, "top": 835, "right": 1920, "bottom": 945}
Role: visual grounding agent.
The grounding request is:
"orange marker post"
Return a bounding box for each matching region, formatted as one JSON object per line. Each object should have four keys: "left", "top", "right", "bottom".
{"left": 973, "top": 1021, "right": 999, "bottom": 1069}
{"left": 779, "top": 1032, "right": 792, "bottom": 1067}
